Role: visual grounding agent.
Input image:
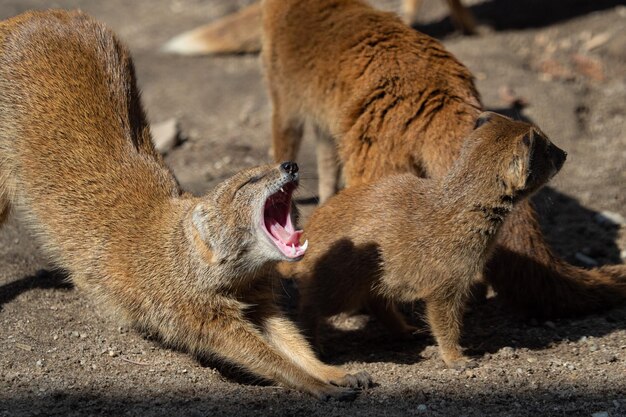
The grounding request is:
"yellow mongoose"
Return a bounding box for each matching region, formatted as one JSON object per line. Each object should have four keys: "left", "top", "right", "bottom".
{"left": 262, "top": 0, "right": 626, "bottom": 318}
{"left": 292, "top": 113, "right": 567, "bottom": 367}
{"left": 0, "top": 10, "right": 370, "bottom": 400}
{"left": 162, "top": 0, "right": 475, "bottom": 56}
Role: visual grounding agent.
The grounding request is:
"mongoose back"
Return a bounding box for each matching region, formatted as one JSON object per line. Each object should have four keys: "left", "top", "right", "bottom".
{"left": 0, "top": 10, "right": 371, "bottom": 400}
{"left": 162, "top": 0, "right": 475, "bottom": 56}
{"left": 262, "top": 0, "right": 626, "bottom": 318}
{"left": 294, "top": 113, "right": 567, "bottom": 367}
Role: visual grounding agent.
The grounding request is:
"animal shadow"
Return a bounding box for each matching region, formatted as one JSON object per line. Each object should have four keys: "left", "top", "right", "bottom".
{"left": 0, "top": 269, "right": 72, "bottom": 312}
{"left": 414, "top": 0, "right": 624, "bottom": 39}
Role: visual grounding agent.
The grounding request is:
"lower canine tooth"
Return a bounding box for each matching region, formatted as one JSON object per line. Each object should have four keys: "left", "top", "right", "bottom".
{"left": 301, "top": 240, "right": 309, "bottom": 251}
{"left": 291, "top": 244, "right": 296, "bottom": 256}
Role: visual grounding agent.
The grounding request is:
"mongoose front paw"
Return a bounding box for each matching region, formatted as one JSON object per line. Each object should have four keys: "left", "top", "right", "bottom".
{"left": 330, "top": 371, "right": 374, "bottom": 389}
{"left": 316, "top": 385, "right": 360, "bottom": 402}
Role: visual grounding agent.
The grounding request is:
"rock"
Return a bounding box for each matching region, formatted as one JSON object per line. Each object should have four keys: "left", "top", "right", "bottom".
{"left": 417, "top": 404, "right": 427, "bottom": 412}
{"left": 571, "top": 53, "right": 605, "bottom": 82}
{"left": 583, "top": 32, "right": 611, "bottom": 51}
{"left": 591, "top": 412, "right": 609, "bottom": 417}
{"left": 594, "top": 210, "right": 625, "bottom": 226}
{"left": 544, "top": 321, "right": 557, "bottom": 329}
{"left": 497, "top": 346, "right": 518, "bottom": 359}
{"left": 575, "top": 252, "right": 598, "bottom": 267}
{"left": 152, "top": 118, "right": 182, "bottom": 154}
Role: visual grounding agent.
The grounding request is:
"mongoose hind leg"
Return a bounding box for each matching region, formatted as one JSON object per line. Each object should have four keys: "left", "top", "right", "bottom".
{"left": 367, "top": 295, "right": 418, "bottom": 339}
{"left": 445, "top": 0, "right": 477, "bottom": 35}
{"left": 402, "top": 0, "right": 423, "bottom": 25}
{"left": 263, "top": 314, "right": 373, "bottom": 389}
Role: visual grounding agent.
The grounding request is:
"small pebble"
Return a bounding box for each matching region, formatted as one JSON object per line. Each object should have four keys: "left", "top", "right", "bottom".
{"left": 591, "top": 412, "right": 609, "bottom": 417}
{"left": 417, "top": 404, "right": 427, "bottom": 412}
{"left": 575, "top": 252, "right": 598, "bottom": 267}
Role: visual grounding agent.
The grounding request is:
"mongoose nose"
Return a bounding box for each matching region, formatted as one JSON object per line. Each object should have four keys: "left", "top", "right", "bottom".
{"left": 280, "top": 161, "right": 299, "bottom": 175}
{"left": 551, "top": 147, "right": 567, "bottom": 171}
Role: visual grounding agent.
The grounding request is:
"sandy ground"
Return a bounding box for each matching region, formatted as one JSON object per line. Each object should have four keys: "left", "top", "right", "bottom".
{"left": 1, "top": 0, "right": 625, "bottom": 416}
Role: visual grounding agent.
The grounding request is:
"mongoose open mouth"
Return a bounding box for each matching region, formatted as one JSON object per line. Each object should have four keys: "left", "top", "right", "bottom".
{"left": 262, "top": 181, "right": 307, "bottom": 259}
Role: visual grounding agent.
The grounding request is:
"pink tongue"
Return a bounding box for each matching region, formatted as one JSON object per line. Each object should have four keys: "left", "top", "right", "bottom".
{"left": 270, "top": 222, "right": 301, "bottom": 245}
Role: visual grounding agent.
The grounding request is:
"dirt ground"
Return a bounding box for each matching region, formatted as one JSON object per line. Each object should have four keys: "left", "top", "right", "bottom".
{"left": 1, "top": 0, "right": 625, "bottom": 416}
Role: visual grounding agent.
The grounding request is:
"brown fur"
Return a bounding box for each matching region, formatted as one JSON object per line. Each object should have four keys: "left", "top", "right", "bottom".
{"left": 163, "top": 0, "right": 475, "bottom": 56}
{"left": 262, "top": 0, "right": 626, "bottom": 318}
{"left": 293, "top": 113, "right": 567, "bottom": 367}
{"left": 0, "top": 10, "right": 371, "bottom": 400}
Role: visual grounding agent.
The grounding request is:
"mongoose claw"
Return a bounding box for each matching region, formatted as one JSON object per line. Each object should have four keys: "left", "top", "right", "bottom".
{"left": 447, "top": 357, "right": 478, "bottom": 371}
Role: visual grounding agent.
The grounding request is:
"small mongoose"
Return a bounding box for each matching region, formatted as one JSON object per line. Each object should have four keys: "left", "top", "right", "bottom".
{"left": 0, "top": 10, "right": 370, "bottom": 400}
{"left": 290, "top": 113, "right": 567, "bottom": 367}
{"left": 261, "top": 0, "right": 626, "bottom": 318}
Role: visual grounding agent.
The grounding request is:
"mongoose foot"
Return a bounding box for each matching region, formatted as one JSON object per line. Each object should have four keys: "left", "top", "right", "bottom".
{"left": 394, "top": 325, "right": 421, "bottom": 341}
{"left": 330, "top": 371, "right": 374, "bottom": 389}
{"left": 446, "top": 357, "right": 478, "bottom": 371}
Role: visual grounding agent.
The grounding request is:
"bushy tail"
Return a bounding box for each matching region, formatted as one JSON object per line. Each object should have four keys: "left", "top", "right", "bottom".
{"left": 162, "top": 2, "right": 261, "bottom": 56}
{"left": 487, "top": 199, "right": 626, "bottom": 318}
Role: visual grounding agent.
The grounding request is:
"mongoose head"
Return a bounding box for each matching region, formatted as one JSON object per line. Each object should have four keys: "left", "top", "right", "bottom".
{"left": 191, "top": 162, "right": 307, "bottom": 268}
{"left": 470, "top": 112, "right": 567, "bottom": 200}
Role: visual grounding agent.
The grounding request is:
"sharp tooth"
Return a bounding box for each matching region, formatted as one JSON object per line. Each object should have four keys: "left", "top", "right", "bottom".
{"left": 291, "top": 244, "right": 296, "bottom": 256}
{"left": 301, "top": 240, "right": 308, "bottom": 251}
{"left": 280, "top": 187, "right": 285, "bottom": 193}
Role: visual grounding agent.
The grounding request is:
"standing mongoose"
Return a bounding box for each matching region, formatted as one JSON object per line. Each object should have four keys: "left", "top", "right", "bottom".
{"left": 291, "top": 113, "right": 567, "bottom": 367}
{"left": 162, "top": 0, "right": 475, "bottom": 56}
{"left": 0, "top": 10, "right": 371, "bottom": 400}
{"left": 261, "top": 0, "right": 626, "bottom": 318}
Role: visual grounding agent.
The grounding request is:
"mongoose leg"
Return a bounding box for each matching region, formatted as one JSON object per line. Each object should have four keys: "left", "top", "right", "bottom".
{"left": 368, "top": 296, "right": 418, "bottom": 338}
{"left": 424, "top": 293, "right": 473, "bottom": 368}
{"left": 270, "top": 94, "right": 303, "bottom": 163}
{"left": 184, "top": 312, "right": 359, "bottom": 401}
{"left": 263, "top": 314, "right": 373, "bottom": 389}
{"left": 402, "top": 0, "right": 423, "bottom": 25}
{"left": 445, "top": 0, "right": 477, "bottom": 35}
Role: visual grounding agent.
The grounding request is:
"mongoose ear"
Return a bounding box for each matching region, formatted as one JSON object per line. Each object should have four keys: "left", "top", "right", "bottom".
{"left": 474, "top": 112, "right": 495, "bottom": 129}
{"left": 504, "top": 132, "right": 534, "bottom": 194}
{"left": 191, "top": 203, "right": 222, "bottom": 262}
{"left": 191, "top": 203, "right": 213, "bottom": 246}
